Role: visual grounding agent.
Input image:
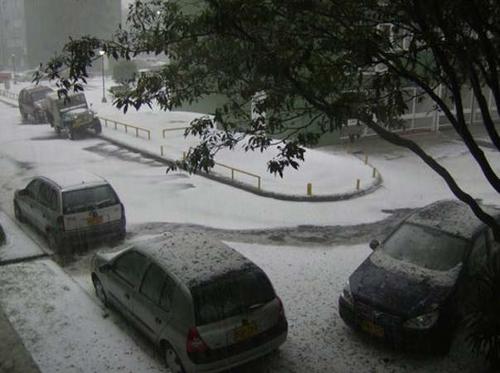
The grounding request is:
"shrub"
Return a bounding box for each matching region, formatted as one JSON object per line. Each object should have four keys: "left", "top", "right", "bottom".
{"left": 464, "top": 253, "right": 500, "bottom": 369}
{"left": 111, "top": 60, "right": 138, "bottom": 85}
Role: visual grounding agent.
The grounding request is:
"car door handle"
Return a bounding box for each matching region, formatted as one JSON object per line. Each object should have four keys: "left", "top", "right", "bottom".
{"left": 155, "top": 317, "right": 162, "bottom": 325}
{"left": 124, "top": 293, "right": 130, "bottom": 300}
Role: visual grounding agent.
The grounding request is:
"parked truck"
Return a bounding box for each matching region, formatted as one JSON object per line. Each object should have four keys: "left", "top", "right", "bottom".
{"left": 45, "top": 92, "right": 102, "bottom": 139}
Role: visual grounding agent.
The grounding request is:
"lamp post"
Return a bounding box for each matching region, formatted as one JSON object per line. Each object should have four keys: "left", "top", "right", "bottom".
{"left": 99, "top": 50, "right": 107, "bottom": 103}
{"left": 11, "top": 54, "right": 16, "bottom": 85}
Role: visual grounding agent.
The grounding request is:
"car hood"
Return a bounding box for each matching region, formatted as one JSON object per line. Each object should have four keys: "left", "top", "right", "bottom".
{"left": 350, "top": 251, "right": 461, "bottom": 319}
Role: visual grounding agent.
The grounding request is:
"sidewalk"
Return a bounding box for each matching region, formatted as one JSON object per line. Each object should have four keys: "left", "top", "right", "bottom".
{"left": 0, "top": 258, "right": 166, "bottom": 373}
{"left": 0, "top": 309, "right": 40, "bottom": 373}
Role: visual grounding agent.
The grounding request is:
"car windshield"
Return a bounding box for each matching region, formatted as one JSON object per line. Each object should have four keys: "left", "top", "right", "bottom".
{"left": 57, "top": 95, "right": 88, "bottom": 110}
{"left": 191, "top": 269, "right": 276, "bottom": 326}
{"left": 62, "top": 185, "right": 119, "bottom": 214}
{"left": 31, "top": 89, "right": 51, "bottom": 101}
{"left": 381, "top": 223, "right": 469, "bottom": 271}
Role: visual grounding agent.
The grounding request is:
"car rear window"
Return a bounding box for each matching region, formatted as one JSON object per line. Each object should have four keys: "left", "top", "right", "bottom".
{"left": 62, "top": 185, "right": 119, "bottom": 214}
{"left": 31, "top": 89, "right": 51, "bottom": 101}
{"left": 191, "top": 269, "right": 276, "bottom": 326}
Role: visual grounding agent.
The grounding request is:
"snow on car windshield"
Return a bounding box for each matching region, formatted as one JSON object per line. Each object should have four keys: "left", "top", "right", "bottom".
{"left": 381, "top": 222, "right": 468, "bottom": 271}
{"left": 62, "top": 185, "right": 119, "bottom": 214}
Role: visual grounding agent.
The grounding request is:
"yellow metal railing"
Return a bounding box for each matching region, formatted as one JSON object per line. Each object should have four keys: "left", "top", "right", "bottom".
{"left": 159, "top": 146, "right": 262, "bottom": 190}
{"left": 162, "top": 126, "right": 189, "bottom": 138}
{"left": 214, "top": 161, "right": 262, "bottom": 190}
{"left": 99, "top": 116, "right": 151, "bottom": 140}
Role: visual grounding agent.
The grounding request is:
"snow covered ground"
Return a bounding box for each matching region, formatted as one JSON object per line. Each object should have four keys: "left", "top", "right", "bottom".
{"left": 6, "top": 78, "right": 378, "bottom": 198}
{"left": 0, "top": 259, "right": 166, "bottom": 373}
{"left": 0, "top": 76, "right": 499, "bottom": 373}
{"left": 0, "top": 211, "right": 45, "bottom": 262}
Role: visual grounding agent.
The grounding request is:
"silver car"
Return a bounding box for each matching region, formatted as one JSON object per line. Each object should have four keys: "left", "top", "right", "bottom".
{"left": 91, "top": 237, "right": 288, "bottom": 373}
{"left": 14, "top": 171, "right": 126, "bottom": 252}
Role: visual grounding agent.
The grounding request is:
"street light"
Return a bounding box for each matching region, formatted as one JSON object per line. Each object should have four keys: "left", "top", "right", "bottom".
{"left": 99, "top": 50, "right": 107, "bottom": 103}
{"left": 11, "top": 54, "right": 16, "bottom": 85}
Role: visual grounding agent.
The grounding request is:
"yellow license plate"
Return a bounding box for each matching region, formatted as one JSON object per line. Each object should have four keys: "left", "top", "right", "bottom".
{"left": 361, "top": 320, "right": 384, "bottom": 338}
{"left": 234, "top": 322, "right": 258, "bottom": 342}
{"left": 87, "top": 215, "right": 103, "bottom": 225}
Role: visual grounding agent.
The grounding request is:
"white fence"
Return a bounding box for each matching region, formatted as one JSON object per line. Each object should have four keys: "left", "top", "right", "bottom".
{"left": 341, "top": 86, "right": 500, "bottom": 140}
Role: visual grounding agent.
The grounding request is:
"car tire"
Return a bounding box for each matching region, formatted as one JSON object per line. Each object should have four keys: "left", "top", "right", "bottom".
{"left": 164, "top": 344, "right": 185, "bottom": 373}
{"left": 35, "top": 111, "right": 44, "bottom": 124}
{"left": 93, "top": 120, "right": 102, "bottom": 135}
{"left": 14, "top": 202, "right": 25, "bottom": 223}
{"left": 47, "top": 231, "right": 61, "bottom": 252}
{"left": 68, "top": 128, "right": 76, "bottom": 140}
{"left": 0, "top": 225, "right": 5, "bottom": 245}
{"left": 92, "top": 276, "right": 108, "bottom": 307}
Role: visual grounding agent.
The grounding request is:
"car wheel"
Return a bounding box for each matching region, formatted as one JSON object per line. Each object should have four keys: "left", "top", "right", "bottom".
{"left": 47, "top": 231, "right": 61, "bottom": 252}
{"left": 92, "top": 276, "right": 108, "bottom": 306}
{"left": 68, "top": 128, "right": 76, "bottom": 140}
{"left": 14, "top": 203, "right": 25, "bottom": 223}
{"left": 93, "top": 120, "right": 102, "bottom": 135}
{"left": 0, "top": 225, "right": 5, "bottom": 245}
{"left": 164, "top": 344, "right": 185, "bottom": 373}
{"left": 35, "top": 112, "right": 44, "bottom": 124}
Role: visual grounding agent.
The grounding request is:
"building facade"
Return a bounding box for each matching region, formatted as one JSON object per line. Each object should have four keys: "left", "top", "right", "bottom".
{"left": 0, "top": 0, "right": 27, "bottom": 69}
{"left": 0, "top": 0, "right": 121, "bottom": 70}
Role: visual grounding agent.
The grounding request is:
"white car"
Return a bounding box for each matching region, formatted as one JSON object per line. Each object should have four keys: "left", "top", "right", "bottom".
{"left": 14, "top": 171, "right": 126, "bottom": 253}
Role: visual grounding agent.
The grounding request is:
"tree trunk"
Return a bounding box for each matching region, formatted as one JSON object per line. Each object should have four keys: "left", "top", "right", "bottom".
{"left": 364, "top": 119, "right": 500, "bottom": 242}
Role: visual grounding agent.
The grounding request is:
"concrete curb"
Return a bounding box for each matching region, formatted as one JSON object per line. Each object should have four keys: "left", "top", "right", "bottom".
{"left": 98, "top": 133, "right": 383, "bottom": 202}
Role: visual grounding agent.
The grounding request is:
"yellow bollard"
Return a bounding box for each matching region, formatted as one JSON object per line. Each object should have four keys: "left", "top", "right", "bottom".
{"left": 356, "top": 179, "right": 360, "bottom": 190}
{"left": 364, "top": 154, "right": 368, "bottom": 164}
{"left": 372, "top": 168, "right": 377, "bottom": 178}
{"left": 307, "top": 183, "right": 312, "bottom": 196}
{"left": 183, "top": 151, "right": 186, "bottom": 161}
{"left": 160, "top": 145, "right": 164, "bottom": 157}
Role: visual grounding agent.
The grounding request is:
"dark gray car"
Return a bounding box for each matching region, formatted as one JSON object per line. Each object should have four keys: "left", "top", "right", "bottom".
{"left": 91, "top": 237, "right": 288, "bottom": 373}
{"left": 18, "top": 86, "right": 53, "bottom": 123}
{"left": 339, "top": 200, "right": 500, "bottom": 353}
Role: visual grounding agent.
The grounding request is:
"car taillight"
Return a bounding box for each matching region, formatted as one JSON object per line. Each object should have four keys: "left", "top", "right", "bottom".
{"left": 186, "top": 327, "right": 208, "bottom": 354}
{"left": 56, "top": 216, "right": 65, "bottom": 230}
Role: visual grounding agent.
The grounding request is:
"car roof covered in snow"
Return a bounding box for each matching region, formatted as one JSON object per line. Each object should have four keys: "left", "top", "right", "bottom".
{"left": 38, "top": 171, "right": 108, "bottom": 192}
{"left": 135, "top": 234, "right": 256, "bottom": 288}
{"left": 406, "top": 200, "right": 500, "bottom": 240}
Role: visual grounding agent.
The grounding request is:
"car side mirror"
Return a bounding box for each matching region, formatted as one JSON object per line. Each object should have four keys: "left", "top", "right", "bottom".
{"left": 99, "top": 263, "right": 112, "bottom": 273}
{"left": 369, "top": 239, "right": 380, "bottom": 250}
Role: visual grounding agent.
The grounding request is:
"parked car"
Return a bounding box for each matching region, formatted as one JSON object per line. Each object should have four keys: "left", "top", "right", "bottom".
{"left": 13, "top": 171, "right": 126, "bottom": 253}
{"left": 45, "top": 92, "right": 102, "bottom": 139}
{"left": 91, "top": 238, "right": 288, "bottom": 373}
{"left": 18, "top": 86, "right": 54, "bottom": 123}
{"left": 339, "top": 200, "right": 500, "bottom": 354}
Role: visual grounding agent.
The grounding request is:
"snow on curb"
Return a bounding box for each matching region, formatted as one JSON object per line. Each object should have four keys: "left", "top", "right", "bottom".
{"left": 0, "top": 259, "right": 166, "bottom": 373}
{"left": 0, "top": 211, "right": 46, "bottom": 263}
{"left": 98, "top": 132, "right": 383, "bottom": 202}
